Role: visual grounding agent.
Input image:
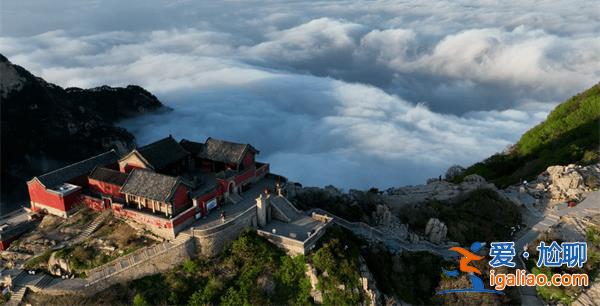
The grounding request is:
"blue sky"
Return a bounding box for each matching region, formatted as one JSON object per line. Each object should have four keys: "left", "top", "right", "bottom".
{"left": 2, "top": 0, "right": 599, "bottom": 189}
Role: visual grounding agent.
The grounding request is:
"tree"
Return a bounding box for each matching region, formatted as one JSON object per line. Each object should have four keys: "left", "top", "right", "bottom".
{"left": 182, "top": 259, "right": 198, "bottom": 275}
{"left": 445, "top": 165, "right": 465, "bottom": 181}
{"left": 133, "top": 293, "right": 149, "bottom": 306}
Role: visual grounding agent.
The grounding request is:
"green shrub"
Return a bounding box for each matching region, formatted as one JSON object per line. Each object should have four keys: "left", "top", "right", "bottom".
{"left": 363, "top": 245, "right": 445, "bottom": 305}
{"left": 24, "top": 249, "right": 53, "bottom": 270}
{"left": 132, "top": 293, "right": 149, "bottom": 306}
{"left": 310, "top": 227, "right": 367, "bottom": 306}
{"left": 182, "top": 259, "right": 198, "bottom": 275}
{"left": 399, "top": 189, "right": 521, "bottom": 244}
{"left": 460, "top": 83, "right": 600, "bottom": 187}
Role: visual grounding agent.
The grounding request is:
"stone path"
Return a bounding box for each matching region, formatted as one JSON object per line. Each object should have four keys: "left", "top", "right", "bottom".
{"left": 85, "top": 231, "right": 193, "bottom": 286}
{"left": 271, "top": 196, "right": 302, "bottom": 221}
{"left": 573, "top": 280, "right": 600, "bottom": 306}
{"left": 512, "top": 191, "right": 600, "bottom": 306}
{"left": 5, "top": 270, "right": 56, "bottom": 306}
{"left": 72, "top": 210, "right": 111, "bottom": 244}
{"left": 308, "top": 208, "right": 456, "bottom": 258}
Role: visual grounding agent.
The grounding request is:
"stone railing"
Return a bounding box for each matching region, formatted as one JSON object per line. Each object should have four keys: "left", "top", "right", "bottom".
{"left": 309, "top": 208, "right": 385, "bottom": 237}
{"left": 308, "top": 208, "right": 455, "bottom": 257}
{"left": 85, "top": 241, "right": 171, "bottom": 285}
{"left": 85, "top": 233, "right": 193, "bottom": 287}
{"left": 257, "top": 229, "right": 305, "bottom": 247}
{"left": 191, "top": 205, "right": 257, "bottom": 237}
{"left": 256, "top": 215, "right": 332, "bottom": 255}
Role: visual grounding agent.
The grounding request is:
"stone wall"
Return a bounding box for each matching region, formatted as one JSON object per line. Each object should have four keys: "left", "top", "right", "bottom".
{"left": 270, "top": 201, "right": 291, "bottom": 222}
{"left": 256, "top": 217, "right": 332, "bottom": 256}
{"left": 112, "top": 204, "right": 176, "bottom": 239}
{"left": 85, "top": 237, "right": 196, "bottom": 292}
{"left": 257, "top": 229, "right": 306, "bottom": 255}
{"left": 193, "top": 205, "right": 257, "bottom": 257}
{"left": 80, "top": 195, "right": 105, "bottom": 211}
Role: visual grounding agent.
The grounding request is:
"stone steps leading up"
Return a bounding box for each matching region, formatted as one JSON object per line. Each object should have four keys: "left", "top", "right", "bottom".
{"left": 270, "top": 196, "right": 302, "bottom": 222}
{"left": 73, "top": 210, "right": 111, "bottom": 243}
{"left": 6, "top": 287, "right": 27, "bottom": 306}
{"left": 31, "top": 274, "right": 56, "bottom": 289}
{"left": 11, "top": 271, "right": 26, "bottom": 285}
{"left": 173, "top": 232, "right": 192, "bottom": 245}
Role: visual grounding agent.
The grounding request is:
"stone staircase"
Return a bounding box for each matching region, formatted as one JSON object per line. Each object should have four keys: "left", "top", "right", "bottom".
{"left": 174, "top": 232, "right": 193, "bottom": 244}
{"left": 73, "top": 210, "right": 111, "bottom": 243}
{"left": 28, "top": 274, "right": 59, "bottom": 291}
{"left": 85, "top": 233, "right": 193, "bottom": 286}
{"left": 6, "top": 287, "right": 26, "bottom": 306}
{"left": 573, "top": 281, "right": 600, "bottom": 306}
{"left": 270, "top": 196, "right": 302, "bottom": 222}
{"left": 228, "top": 192, "right": 243, "bottom": 204}
{"left": 6, "top": 271, "right": 58, "bottom": 306}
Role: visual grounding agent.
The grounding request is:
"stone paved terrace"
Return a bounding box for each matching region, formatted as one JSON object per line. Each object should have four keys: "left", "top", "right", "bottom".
{"left": 263, "top": 217, "right": 323, "bottom": 241}
{"left": 187, "top": 176, "right": 278, "bottom": 230}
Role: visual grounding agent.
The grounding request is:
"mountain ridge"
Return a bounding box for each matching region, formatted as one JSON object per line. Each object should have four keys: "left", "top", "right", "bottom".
{"left": 458, "top": 82, "right": 600, "bottom": 187}
{"left": 0, "top": 54, "right": 165, "bottom": 213}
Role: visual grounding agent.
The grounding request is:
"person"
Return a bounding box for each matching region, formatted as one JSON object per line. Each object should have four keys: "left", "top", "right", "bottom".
{"left": 220, "top": 211, "right": 226, "bottom": 223}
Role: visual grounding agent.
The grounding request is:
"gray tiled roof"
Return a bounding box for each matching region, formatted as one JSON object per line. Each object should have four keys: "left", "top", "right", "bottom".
{"left": 35, "top": 150, "right": 119, "bottom": 188}
{"left": 137, "top": 136, "right": 189, "bottom": 169}
{"left": 196, "top": 137, "right": 257, "bottom": 165}
{"left": 89, "top": 167, "right": 129, "bottom": 186}
{"left": 120, "top": 169, "right": 182, "bottom": 202}
{"left": 179, "top": 139, "right": 204, "bottom": 155}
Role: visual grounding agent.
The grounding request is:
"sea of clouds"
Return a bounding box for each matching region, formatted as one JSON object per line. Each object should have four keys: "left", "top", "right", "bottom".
{"left": 2, "top": 0, "right": 599, "bottom": 189}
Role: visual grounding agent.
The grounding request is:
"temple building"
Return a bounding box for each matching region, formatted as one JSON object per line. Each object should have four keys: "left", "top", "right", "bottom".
{"left": 27, "top": 135, "right": 271, "bottom": 238}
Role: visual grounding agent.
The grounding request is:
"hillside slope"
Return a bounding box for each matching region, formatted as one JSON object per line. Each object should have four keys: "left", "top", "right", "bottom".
{"left": 460, "top": 83, "right": 600, "bottom": 187}
{"left": 0, "top": 54, "right": 165, "bottom": 213}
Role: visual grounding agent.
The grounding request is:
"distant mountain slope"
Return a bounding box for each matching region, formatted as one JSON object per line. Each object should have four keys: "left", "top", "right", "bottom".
{"left": 459, "top": 83, "right": 600, "bottom": 187}
{"left": 0, "top": 54, "right": 165, "bottom": 213}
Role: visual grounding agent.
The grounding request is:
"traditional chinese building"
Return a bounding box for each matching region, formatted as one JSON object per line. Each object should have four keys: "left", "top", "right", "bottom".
{"left": 26, "top": 136, "right": 271, "bottom": 239}
{"left": 27, "top": 150, "right": 120, "bottom": 217}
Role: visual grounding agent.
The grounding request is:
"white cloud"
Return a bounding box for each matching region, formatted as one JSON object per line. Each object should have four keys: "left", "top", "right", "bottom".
{"left": 2, "top": 0, "right": 598, "bottom": 188}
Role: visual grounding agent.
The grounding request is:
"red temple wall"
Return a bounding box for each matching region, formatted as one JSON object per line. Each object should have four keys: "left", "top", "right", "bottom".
{"left": 88, "top": 178, "right": 124, "bottom": 199}
{"left": 28, "top": 180, "right": 67, "bottom": 212}
{"left": 172, "top": 184, "right": 190, "bottom": 212}
{"left": 242, "top": 151, "right": 255, "bottom": 167}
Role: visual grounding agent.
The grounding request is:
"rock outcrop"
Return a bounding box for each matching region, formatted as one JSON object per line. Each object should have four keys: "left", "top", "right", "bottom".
{"left": 424, "top": 218, "right": 447, "bottom": 244}
{"left": 544, "top": 164, "right": 598, "bottom": 202}
{"left": 384, "top": 174, "right": 496, "bottom": 210}
{"left": 503, "top": 163, "right": 600, "bottom": 212}
{"left": 48, "top": 252, "right": 72, "bottom": 277}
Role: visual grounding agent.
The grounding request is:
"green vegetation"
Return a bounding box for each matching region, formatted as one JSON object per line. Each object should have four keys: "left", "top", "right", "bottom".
{"left": 459, "top": 83, "right": 600, "bottom": 187}
{"left": 531, "top": 265, "right": 578, "bottom": 305}
{"left": 399, "top": 189, "right": 522, "bottom": 244}
{"left": 310, "top": 226, "right": 369, "bottom": 306}
{"left": 363, "top": 244, "right": 445, "bottom": 305}
{"left": 526, "top": 228, "right": 600, "bottom": 305}
{"left": 132, "top": 293, "right": 149, "bottom": 306}
{"left": 23, "top": 249, "right": 53, "bottom": 270}
{"left": 127, "top": 230, "right": 312, "bottom": 306}
{"left": 292, "top": 187, "right": 382, "bottom": 223}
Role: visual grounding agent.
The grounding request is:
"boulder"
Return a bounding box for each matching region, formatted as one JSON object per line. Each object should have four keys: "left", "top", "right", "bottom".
{"left": 47, "top": 251, "right": 71, "bottom": 277}
{"left": 546, "top": 166, "right": 565, "bottom": 179}
{"left": 424, "top": 218, "right": 447, "bottom": 244}
{"left": 462, "top": 174, "right": 486, "bottom": 184}
{"left": 553, "top": 172, "right": 584, "bottom": 190}
{"left": 373, "top": 204, "right": 392, "bottom": 226}
{"left": 544, "top": 165, "right": 589, "bottom": 202}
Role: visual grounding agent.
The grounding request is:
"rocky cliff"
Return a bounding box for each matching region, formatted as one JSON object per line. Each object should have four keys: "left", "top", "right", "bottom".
{"left": 0, "top": 54, "right": 165, "bottom": 213}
